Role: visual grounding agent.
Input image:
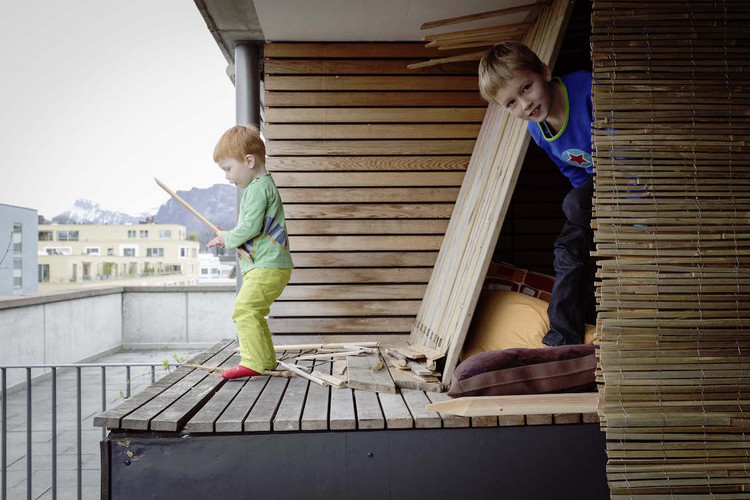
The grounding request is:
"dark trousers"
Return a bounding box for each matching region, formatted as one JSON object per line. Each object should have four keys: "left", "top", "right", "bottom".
{"left": 542, "top": 177, "right": 596, "bottom": 346}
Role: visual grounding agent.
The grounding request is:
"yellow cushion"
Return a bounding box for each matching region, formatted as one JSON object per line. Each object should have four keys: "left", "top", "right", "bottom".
{"left": 461, "top": 290, "right": 598, "bottom": 360}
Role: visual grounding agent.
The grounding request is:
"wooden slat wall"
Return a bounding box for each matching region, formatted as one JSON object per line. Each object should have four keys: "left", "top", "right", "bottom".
{"left": 264, "top": 42, "right": 485, "bottom": 336}
{"left": 592, "top": 1, "right": 750, "bottom": 498}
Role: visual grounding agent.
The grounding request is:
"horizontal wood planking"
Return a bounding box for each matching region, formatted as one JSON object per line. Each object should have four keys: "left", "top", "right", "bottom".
{"left": 284, "top": 203, "right": 454, "bottom": 219}
{"left": 288, "top": 268, "right": 431, "bottom": 284}
{"left": 278, "top": 284, "right": 426, "bottom": 301}
{"left": 264, "top": 58, "right": 479, "bottom": 75}
{"left": 266, "top": 156, "right": 469, "bottom": 171}
{"left": 267, "top": 140, "right": 475, "bottom": 156}
{"left": 265, "top": 75, "right": 479, "bottom": 91}
{"left": 289, "top": 252, "right": 437, "bottom": 268}
{"left": 268, "top": 317, "right": 413, "bottom": 334}
{"left": 265, "top": 108, "right": 485, "bottom": 123}
{"left": 263, "top": 92, "right": 486, "bottom": 107}
{"left": 279, "top": 187, "right": 459, "bottom": 203}
{"left": 270, "top": 300, "right": 420, "bottom": 317}
{"left": 264, "top": 123, "right": 481, "bottom": 140}
{"left": 265, "top": 43, "right": 481, "bottom": 336}
{"left": 285, "top": 219, "right": 449, "bottom": 234}
{"left": 288, "top": 235, "right": 443, "bottom": 251}
{"left": 264, "top": 43, "right": 446, "bottom": 58}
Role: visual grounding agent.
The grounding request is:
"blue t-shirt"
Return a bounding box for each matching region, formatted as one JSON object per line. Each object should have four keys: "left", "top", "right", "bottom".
{"left": 527, "top": 70, "right": 593, "bottom": 188}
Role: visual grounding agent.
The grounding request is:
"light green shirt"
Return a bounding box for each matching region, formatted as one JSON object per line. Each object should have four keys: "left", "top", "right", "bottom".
{"left": 224, "top": 174, "right": 294, "bottom": 275}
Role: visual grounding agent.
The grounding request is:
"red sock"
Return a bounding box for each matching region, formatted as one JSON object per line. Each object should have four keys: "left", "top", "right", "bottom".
{"left": 221, "top": 365, "right": 261, "bottom": 379}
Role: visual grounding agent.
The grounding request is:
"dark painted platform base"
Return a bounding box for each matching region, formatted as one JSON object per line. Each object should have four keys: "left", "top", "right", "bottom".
{"left": 103, "top": 425, "right": 609, "bottom": 500}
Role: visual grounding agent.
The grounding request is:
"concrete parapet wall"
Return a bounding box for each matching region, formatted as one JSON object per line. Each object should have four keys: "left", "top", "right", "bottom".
{"left": 121, "top": 287, "right": 236, "bottom": 346}
{"left": 0, "top": 285, "right": 237, "bottom": 387}
{"left": 0, "top": 288, "right": 123, "bottom": 387}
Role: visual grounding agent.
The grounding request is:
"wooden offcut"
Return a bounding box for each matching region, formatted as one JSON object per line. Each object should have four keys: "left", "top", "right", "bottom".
{"left": 425, "top": 393, "right": 599, "bottom": 417}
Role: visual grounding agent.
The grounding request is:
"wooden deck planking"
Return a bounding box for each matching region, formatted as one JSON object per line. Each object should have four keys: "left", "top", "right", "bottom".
{"left": 301, "top": 359, "right": 331, "bottom": 431}
{"left": 329, "top": 385, "right": 356, "bottom": 431}
{"left": 378, "top": 392, "right": 414, "bottom": 429}
{"left": 471, "top": 416, "right": 500, "bottom": 427}
{"left": 401, "top": 389, "right": 442, "bottom": 429}
{"left": 185, "top": 377, "right": 246, "bottom": 433}
{"left": 93, "top": 340, "right": 231, "bottom": 428}
{"left": 242, "top": 350, "right": 296, "bottom": 432}
{"left": 150, "top": 350, "right": 238, "bottom": 432}
{"left": 97, "top": 340, "right": 600, "bottom": 435}
{"left": 354, "top": 390, "right": 385, "bottom": 430}
{"left": 214, "top": 376, "right": 270, "bottom": 433}
{"left": 119, "top": 343, "right": 236, "bottom": 431}
{"left": 273, "top": 356, "right": 311, "bottom": 431}
{"left": 425, "top": 391, "right": 470, "bottom": 428}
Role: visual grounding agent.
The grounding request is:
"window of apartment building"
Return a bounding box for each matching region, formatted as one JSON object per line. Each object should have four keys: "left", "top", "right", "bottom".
{"left": 13, "top": 224, "right": 22, "bottom": 253}
{"left": 13, "top": 259, "right": 22, "bottom": 288}
{"left": 140, "top": 230, "right": 149, "bottom": 238}
{"left": 12, "top": 224, "right": 22, "bottom": 289}
{"left": 39, "top": 230, "right": 53, "bottom": 241}
{"left": 45, "top": 247, "right": 72, "bottom": 256}
{"left": 127, "top": 230, "right": 136, "bottom": 239}
{"left": 191, "top": 248, "right": 197, "bottom": 258}
{"left": 121, "top": 246, "right": 137, "bottom": 257}
{"left": 56, "top": 230, "right": 79, "bottom": 241}
{"left": 179, "top": 247, "right": 188, "bottom": 258}
{"left": 38, "top": 264, "right": 50, "bottom": 283}
{"left": 85, "top": 247, "right": 101, "bottom": 255}
{"left": 159, "top": 230, "right": 172, "bottom": 239}
{"left": 146, "top": 247, "right": 164, "bottom": 257}
{"left": 201, "top": 268, "right": 208, "bottom": 275}
{"left": 107, "top": 248, "right": 114, "bottom": 256}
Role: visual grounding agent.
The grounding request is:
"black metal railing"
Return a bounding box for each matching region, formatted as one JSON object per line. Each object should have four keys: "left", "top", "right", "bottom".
{"left": 0, "top": 362, "right": 177, "bottom": 500}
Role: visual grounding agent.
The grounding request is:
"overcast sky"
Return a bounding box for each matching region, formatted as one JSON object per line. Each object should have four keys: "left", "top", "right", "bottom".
{"left": 0, "top": 0, "right": 236, "bottom": 218}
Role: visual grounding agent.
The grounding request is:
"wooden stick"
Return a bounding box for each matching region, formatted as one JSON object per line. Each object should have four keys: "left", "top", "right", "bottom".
{"left": 420, "top": 0, "right": 549, "bottom": 30}
{"left": 277, "top": 360, "right": 329, "bottom": 387}
{"left": 406, "top": 51, "right": 485, "bottom": 69}
{"left": 293, "top": 350, "right": 363, "bottom": 361}
{"left": 425, "top": 393, "right": 599, "bottom": 417}
{"left": 154, "top": 177, "right": 253, "bottom": 263}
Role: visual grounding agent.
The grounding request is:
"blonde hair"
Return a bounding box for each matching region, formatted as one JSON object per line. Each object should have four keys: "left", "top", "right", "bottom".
{"left": 213, "top": 125, "right": 266, "bottom": 164}
{"left": 478, "top": 42, "right": 546, "bottom": 104}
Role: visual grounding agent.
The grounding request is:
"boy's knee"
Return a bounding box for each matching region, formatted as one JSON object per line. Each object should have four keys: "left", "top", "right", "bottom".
{"left": 562, "top": 192, "right": 591, "bottom": 227}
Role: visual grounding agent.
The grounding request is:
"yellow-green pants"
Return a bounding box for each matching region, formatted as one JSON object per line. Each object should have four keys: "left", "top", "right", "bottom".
{"left": 233, "top": 267, "right": 292, "bottom": 373}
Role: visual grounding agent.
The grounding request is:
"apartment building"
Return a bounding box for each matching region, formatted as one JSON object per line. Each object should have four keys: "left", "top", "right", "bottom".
{"left": 38, "top": 223, "right": 200, "bottom": 287}
{"left": 0, "top": 204, "right": 38, "bottom": 295}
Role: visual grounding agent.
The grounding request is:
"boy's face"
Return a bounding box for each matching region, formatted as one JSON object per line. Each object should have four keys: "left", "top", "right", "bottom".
{"left": 493, "top": 66, "right": 553, "bottom": 123}
{"left": 218, "top": 155, "right": 255, "bottom": 188}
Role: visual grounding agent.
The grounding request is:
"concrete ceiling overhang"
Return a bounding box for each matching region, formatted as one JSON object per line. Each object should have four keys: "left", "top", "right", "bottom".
{"left": 195, "top": 0, "right": 533, "bottom": 64}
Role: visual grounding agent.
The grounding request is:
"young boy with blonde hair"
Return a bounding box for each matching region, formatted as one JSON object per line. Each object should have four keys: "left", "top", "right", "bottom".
{"left": 479, "top": 41, "right": 595, "bottom": 347}
{"left": 207, "top": 125, "right": 294, "bottom": 379}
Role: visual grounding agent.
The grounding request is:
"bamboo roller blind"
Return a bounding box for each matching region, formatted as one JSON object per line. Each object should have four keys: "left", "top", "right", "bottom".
{"left": 408, "top": 0, "right": 574, "bottom": 384}
{"left": 262, "top": 42, "right": 485, "bottom": 336}
{"left": 592, "top": 1, "right": 750, "bottom": 497}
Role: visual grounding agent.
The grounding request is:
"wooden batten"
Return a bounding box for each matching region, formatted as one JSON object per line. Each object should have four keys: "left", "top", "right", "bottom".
{"left": 263, "top": 42, "right": 484, "bottom": 337}
{"left": 591, "top": 0, "right": 750, "bottom": 497}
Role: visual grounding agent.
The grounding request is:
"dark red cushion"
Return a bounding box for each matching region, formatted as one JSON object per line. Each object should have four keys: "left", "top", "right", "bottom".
{"left": 447, "top": 345, "right": 597, "bottom": 397}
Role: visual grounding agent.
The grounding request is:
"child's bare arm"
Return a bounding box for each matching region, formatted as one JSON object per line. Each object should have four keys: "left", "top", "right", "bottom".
{"left": 206, "top": 231, "right": 227, "bottom": 249}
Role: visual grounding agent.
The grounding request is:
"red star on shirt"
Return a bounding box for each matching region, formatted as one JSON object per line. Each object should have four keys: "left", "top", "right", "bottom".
{"left": 567, "top": 153, "right": 588, "bottom": 166}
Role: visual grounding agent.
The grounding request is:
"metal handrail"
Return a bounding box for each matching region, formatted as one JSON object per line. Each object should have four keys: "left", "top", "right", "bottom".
{"left": 1, "top": 361, "right": 181, "bottom": 500}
